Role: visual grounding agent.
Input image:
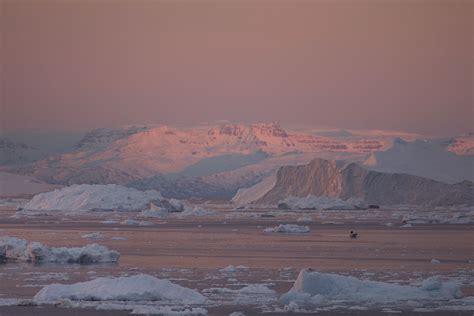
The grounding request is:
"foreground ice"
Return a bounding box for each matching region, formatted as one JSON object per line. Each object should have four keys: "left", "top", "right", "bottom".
{"left": 278, "top": 195, "right": 366, "bottom": 210}
{"left": 34, "top": 274, "right": 206, "bottom": 305}
{"left": 23, "top": 184, "right": 163, "bottom": 212}
{"left": 264, "top": 224, "right": 310, "bottom": 234}
{"left": 0, "top": 236, "right": 119, "bottom": 263}
{"left": 281, "top": 269, "right": 464, "bottom": 304}
{"left": 204, "top": 284, "right": 275, "bottom": 295}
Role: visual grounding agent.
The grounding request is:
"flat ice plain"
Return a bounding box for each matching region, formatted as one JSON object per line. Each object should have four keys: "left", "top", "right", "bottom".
{"left": 0, "top": 201, "right": 473, "bottom": 315}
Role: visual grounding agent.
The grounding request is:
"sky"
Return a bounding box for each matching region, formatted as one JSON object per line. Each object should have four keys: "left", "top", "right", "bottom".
{"left": 1, "top": 0, "right": 472, "bottom": 136}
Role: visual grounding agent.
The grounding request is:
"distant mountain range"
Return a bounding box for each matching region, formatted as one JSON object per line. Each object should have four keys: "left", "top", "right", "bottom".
{"left": 1, "top": 123, "right": 473, "bottom": 200}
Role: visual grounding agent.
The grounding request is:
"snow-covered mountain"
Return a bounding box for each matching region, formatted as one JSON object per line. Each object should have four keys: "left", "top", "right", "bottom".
{"left": 235, "top": 158, "right": 474, "bottom": 207}
{"left": 16, "top": 123, "right": 390, "bottom": 185}
{"left": 5, "top": 123, "right": 473, "bottom": 199}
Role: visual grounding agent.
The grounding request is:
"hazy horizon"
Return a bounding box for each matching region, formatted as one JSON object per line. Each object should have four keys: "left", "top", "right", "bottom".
{"left": 1, "top": 0, "right": 473, "bottom": 136}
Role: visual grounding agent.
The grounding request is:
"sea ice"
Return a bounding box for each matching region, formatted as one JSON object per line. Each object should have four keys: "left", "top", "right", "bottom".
{"left": 219, "top": 265, "right": 249, "bottom": 273}
{"left": 81, "top": 232, "right": 104, "bottom": 240}
{"left": 33, "top": 274, "right": 206, "bottom": 305}
{"left": 281, "top": 269, "right": 463, "bottom": 304}
{"left": 0, "top": 236, "right": 119, "bottom": 263}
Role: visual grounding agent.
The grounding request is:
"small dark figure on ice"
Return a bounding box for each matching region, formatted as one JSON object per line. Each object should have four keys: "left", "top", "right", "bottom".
{"left": 350, "top": 230, "right": 358, "bottom": 239}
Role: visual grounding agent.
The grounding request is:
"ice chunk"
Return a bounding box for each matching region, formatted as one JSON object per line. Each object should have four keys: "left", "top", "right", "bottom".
{"left": 34, "top": 274, "right": 206, "bottom": 305}
{"left": 0, "top": 236, "right": 119, "bottom": 263}
{"left": 120, "top": 219, "right": 153, "bottom": 226}
{"left": 281, "top": 269, "right": 463, "bottom": 304}
{"left": 81, "top": 232, "right": 104, "bottom": 240}
{"left": 219, "top": 265, "right": 248, "bottom": 273}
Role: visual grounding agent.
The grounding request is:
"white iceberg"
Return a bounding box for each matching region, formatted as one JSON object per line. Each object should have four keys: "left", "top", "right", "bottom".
{"left": 0, "top": 236, "right": 119, "bottom": 263}
{"left": 81, "top": 232, "right": 104, "bottom": 240}
{"left": 281, "top": 269, "right": 463, "bottom": 304}
{"left": 120, "top": 219, "right": 153, "bottom": 226}
{"left": 23, "top": 184, "right": 162, "bottom": 212}
{"left": 263, "top": 224, "right": 310, "bottom": 234}
{"left": 278, "top": 196, "right": 366, "bottom": 210}
{"left": 219, "top": 265, "right": 249, "bottom": 273}
{"left": 204, "top": 284, "right": 275, "bottom": 295}
{"left": 34, "top": 274, "right": 206, "bottom": 305}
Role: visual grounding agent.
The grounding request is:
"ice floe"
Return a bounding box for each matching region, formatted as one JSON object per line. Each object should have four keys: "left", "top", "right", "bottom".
{"left": 281, "top": 269, "right": 464, "bottom": 304}
{"left": 203, "top": 284, "right": 275, "bottom": 295}
{"left": 120, "top": 219, "right": 153, "bottom": 226}
{"left": 219, "top": 265, "right": 249, "bottom": 273}
{"left": 33, "top": 274, "right": 206, "bottom": 305}
{"left": 81, "top": 232, "right": 104, "bottom": 240}
{"left": 0, "top": 236, "right": 119, "bottom": 263}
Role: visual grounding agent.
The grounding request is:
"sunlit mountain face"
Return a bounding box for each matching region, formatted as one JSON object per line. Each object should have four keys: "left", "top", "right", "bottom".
{"left": 2, "top": 123, "right": 472, "bottom": 199}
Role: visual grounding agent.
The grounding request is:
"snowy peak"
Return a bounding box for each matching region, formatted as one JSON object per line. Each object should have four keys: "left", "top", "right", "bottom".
{"left": 251, "top": 122, "right": 289, "bottom": 138}
{"left": 206, "top": 122, "right": 291, "bottom": 150}
{"left": 207, "top": 122, "right": 287, "bottom": 138}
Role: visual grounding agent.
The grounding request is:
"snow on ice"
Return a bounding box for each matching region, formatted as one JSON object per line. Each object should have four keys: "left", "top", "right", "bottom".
{"left": 33, "top": 274, "right": 206, "bottom": 305}
{"left": 281, "top": 269, "right": 464, "bottom": 304}
{"left": 219, "top": 265, "right": 249, "bottom": 273}
{"left": 81, "top": 232, "right": 104, "bottom": 240}
{"left": 0, "top": 236, "right": 119, "bottom": 263}
{"left": 23, "top": 184, "right": 162, "bottom": 212}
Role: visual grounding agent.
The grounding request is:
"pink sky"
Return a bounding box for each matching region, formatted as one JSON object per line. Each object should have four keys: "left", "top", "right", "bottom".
{"left": 1, "top": 1, "right": 472, "bottom": 135}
